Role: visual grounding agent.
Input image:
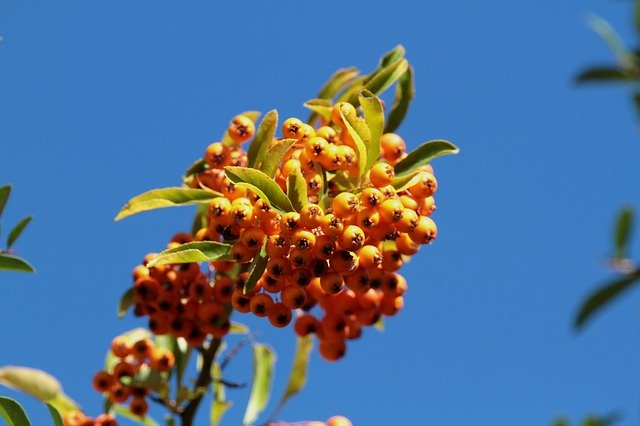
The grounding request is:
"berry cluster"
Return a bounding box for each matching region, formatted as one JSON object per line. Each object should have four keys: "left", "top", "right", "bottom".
{"left": 174, "top": 103, "right": 438, "bottom": 360}
{"left": 62, "top": 411, "right": 117, "bottom": 426}
{"left": 131, "top": 233, "right": 233, "bottom": 347}
{"left": 91, "top": 336, "right": 175, "bottom": 419}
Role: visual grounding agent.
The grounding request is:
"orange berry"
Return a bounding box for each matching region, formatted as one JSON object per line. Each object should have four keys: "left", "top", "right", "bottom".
{"left": 259, "top": 274, "right": 286, "bottom": 293}
{"left": 321, "top": 214, "right": 344, "bottom": 237}
{"left": 395, "top": 208, "right": 419, "bottom": 233}
{"left": 231, "top": 241, "right": 255, "bottom": 263}
{"left": 369, "top": 162, "right": 395, "bottom": 187}
{"left": 332, "top": 192, "right": 359, "bottom": 218}
{"left": 408, "top": 171, "right": 437, "bottom": 198}
{"left": 289, "top": 248, "right": 314, "bottom": 268}
{"left": 240, "top": 227, "right": 266, "bottom": 250}
{"left": 108, "top": 383, "right": 130, "bottom": 404}
{"left": 131, "top": 338, "right": 154, "bottom": 361}
{"left": 418, "top": 196, "right": 436, "bottom": 216}
{"left": 396, "top": 232, "right": 420, "bottom": 256}
{"left": 282, "top": 117, "right": 305, "bottom": 139}
{"left": 327, "top": 415, "right": 353, "bottom": 426}
{"left": 129, "top": 395, "right": 149, "bottom": 417}
{"left": 380, "top": 133, "right": 406, "bottom": 161}
{"left": 111, "top": 336, "right": 131, "bottom": 358}
{"left": 380, "top": 294, "right": 404, "bottom": 316}
{"left": 92, "top": 371, "right": 114, "bottom": 393}
{"left": 291, "top": 229, "right": 316, "bottom": 250}
{"left": 231, "top": 288, "right": 252, "bottom": 313}
{"left": 151, "top": 348, "right": 175, "bottom": 372}
{"left": 331, "top": 102, "right": 356, "bottom": 128}
{"left": 213, "top": 276, "right": 235, "bottom": 302}
{"left": 316, "top": 125, "right": 338, "bottom": 143}
{"left": 409, "top": 216, "right": 437, "bottom": 244}
{"left": 294, "top": 314, "right": 320, "bottom": 336}
{"left": 359, "top": 187, "right": 384, "bottom": 208}
{"left": 329, "top": 250, "right": 359, "bottom": 275}
{"left": 229, "top": 204, "right": 254, "bottom": 228}
{"left": 381, "top": 249, "right": 403, "bottom": 272}
{"left": 266, "top": 256, "right": 292, "bottom": 279}
{"left": 357, "top": 245, "right": 382, "bottom": 270}
{"left": 268, "top": 302, "right": 292, "bottom": 327}
{"left": 227, "top": 114, "right": 255, "bottom": 144}
{"left": 280, "top": 212, "right": 301, "bottom": 235}
{"left": 281, "top": 285, "right": 307, "bottom": 309}
{"left": 378, "top": 198, "right": 404, "bottom": 224}
{"left": 318, "top": 338, "right": 346, "bottom": 361}
{"left": 338, "top": 225, "right": 366, "bottom": 251}
{"left": 313, "top": 234, "right": 336, "bottom": 260}
{"left": 266, "top": 235, "right": 291, "bottom": 258}
{"left": 320, "top": 271, "right": 345, "bottom": 294}
{"left": 299, "top": 203, "right": 325, "bottom": 228}
{"left": 289, "top": 267, "right": 313, "bottom": 286}
{"left": 250, "top": 293, "right": 274, "bottom": 317}
{"left": 204, "top": 142, "right": 231, "bottom": 168}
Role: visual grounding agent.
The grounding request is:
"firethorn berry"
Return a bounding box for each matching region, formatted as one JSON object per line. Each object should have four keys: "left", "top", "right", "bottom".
{"left": 282, "top": 158, "right": 301, "bottom": 177}
{"left": 268, "top": 302, "right": 292, "bottom": 328}
{"left": 132, "top": 338, "right": 154, "bottom": 361}
{"left": 419, "top": 195, "right": 436, "bottom": 216}
{"left": 355, "top": 207, "right": 381, "bottom": 230}
{"left": 229, "top": 203, "right": 254, "bottom": 228}
{"left": 409, "top": 215, "right": 437, "bottom": 244}
{"left": 266, "top": 235, "right": 291, "bottom": 258}
{"left": 301, "top": 123, "right": 316, "bottom": 141}
{"left": 299, "top": 203, "right": 324, "bottom": 228}
{"left": 294, "top": 314, "right": 320, "bottom": 336}
{"left": 408, "top": 171, "right": 438, "bottom": 198}
{"left": 291, "top": 229, "right": 316, "bottom": 250}
{"left": 227, "top": 114, "right": 255, "bottom": 144}
{"left": 313, "top": 234, "right": 336, "bottom": 260}
{"left": 344, "top": 268, "right": 371, "bottom": 293}
{"left": 329, "top": 250, "right": 359, "bottom": 275}
{"left": 111, "top": 336, "right": 131, "bottom": 358}
{"left": 281, "top": 284, "right": 307, "bottom": 309}
{"left": 204, "top": 142, "right": 231, "bottom": 168}
{"left": 197, "top": 301, "right": 224, "bottom": 326}
{"left": 280, "top": 212, "right": 301, "bottom": 235}
{"left": 316, "top": 125, "right": 338, "bottom": 143}
{"left": 109, "top": 383, "right": 130, "bottom": 404}
{"left": 259, "top": 274, "right": 286, "bottom": 293}
{"left": 357, "top": 245, "right": 382, "bottom": 270}
{"left": 320, "top": 271, "right": 345, "bottom": 294}
{"left": 318, "top": 337, "right": 347, "bottom": 361}
{"left": 289, "top": 248, "right": 314, "bottom": 268}
{"left": 129, "top": 395, "right": 149, "bottom": 417}
{"left": 380, "top": 133, "right": 407, "bottom": 161}
{"left": 331, "top": 101, "right": 356, "bottom": 128}
{"left": 327, "top": 415, "right": 353, "bottom": 426}
{"left": 332, "top": 192, "right": 359, "bottom": 217}
{"left": 250, "top": 293, "right": 274, "bottom": 317}
{"left": 151, "top": 348, "right": 175, "bottom": 372}
{"left": 303, "top": 169, "right": 324, "bottom": 195}
{"left": 321, "top": 214, "right": 344, "bottom": 237}
{"left": 290, "top": 267, "right": 313, "bottom": 286}
{"left": 338, "top": 225, "right": 365, "bottom": 251}
{"left": 232, "top": 241, "right": 255, "bottom": 263}
{"left": 379, "top": 184, "right": 397, "bottom": 199}
{"left": 213, "top": 276, "right": 235, "bottom": 302}
{"left": 95, "top": 413, "right": 118, "bottom": 426}
{"left": 282, "top": 117, "right": 305, "bottom": 139}
{"left": 149, "top": 314, "right": 171, "bottom": 335}
{"left": 266, "top": 256, "right": 292, "bottom": 279}
{"left": 92, "top": 371, "right": 114, "bottom": 393}
{"left": 395, "top": 208, "right": 419, "bottom": 233}
{"left": 381, "top": 249, "right": 403, "bottom": 272}
{"left": 305, "top": 136, "right": 329, "bottom": 161}
{"left": 396, "top": 232, "right": 420, "bottom": 256}
{"left": 231, "top": 289, "right": 252, "bottom": 313}
{"left": 380, "top": 294, "right": 404, "bottom": 316}
{"left": 369, "top": 162, "right": 395, "bottom": 187}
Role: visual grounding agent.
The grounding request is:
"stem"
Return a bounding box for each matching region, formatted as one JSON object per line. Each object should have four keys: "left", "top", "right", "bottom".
{"left": 180, "top": 338, "right": 222, "bottom": 426}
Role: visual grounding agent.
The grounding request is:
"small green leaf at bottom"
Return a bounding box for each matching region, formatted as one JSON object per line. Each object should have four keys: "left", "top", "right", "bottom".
{"left": 0, "top": 254, "right": 35, "bottom": 272}
{"left": 0, "top": 397, "right": 31, "bottom": 426}
{"left": 243, "top": 344, "right": 276, "bottom": 426}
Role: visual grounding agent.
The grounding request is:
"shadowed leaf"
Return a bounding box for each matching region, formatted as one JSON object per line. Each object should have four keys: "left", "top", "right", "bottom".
{"left": 303, "top": 99, "right": 333, "bottom": 122}
{"left": 183, "top": 158, "right": 208, "bottom": 179}
{"left": 117, "top": 288, "right": 134, "bottom": 318}
{"left": 258, "top": 139, "right": 298, "bottom": 178}
{"left": 244, "top": 247, "right": 268, "bottom": 294}
{"left": 613, "top": 207, "right": 634, "bottom": 259}
{"left": 394, "top": 140, "right": 459, "bottom": 177}
{"left": 0, "top": 397, "right": 31, "bottom": 426}
{"left": 7, "top": 215, "right": 32, "bottom": 248}
{"left": 287, "top": 169, "right": 308, "bottom": 212}
{"left": 46, "top": 403, "right": 63, "bottom": 426}
{"left": 339, "top": 105, "right": 370, "bottom": 180}
{"left": 359, "top": 90, "right": 384, "bottom": 172}
{"left": 211, "top": 363, "right": 232, "bottom": 426}
{"left": 0, "top": 185, "right": 11, "bottom": 218}
{"left": 274, "top": 336, "right": 312, "bottom": 417}
{"left": 385, "top": 65, "right": 414, "bottom": 133}
{"left": 0, "top": 254, "right": 34, "bottom": 272}
{"left": 243, "top": 344, "right": 275, "bottom": 426}
{"left": 576, "top": 67, "right": 632, "bottom": 83}
{"left": 248, "top": 110, "right": 278, "bottom": 168}
{"left": 115, "top": 187, "right": 218, "bottom": 221}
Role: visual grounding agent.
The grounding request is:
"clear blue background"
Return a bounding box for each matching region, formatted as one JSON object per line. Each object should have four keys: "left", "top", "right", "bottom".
{"left": 2, "top": 1, "right": 640, "bottom": 425}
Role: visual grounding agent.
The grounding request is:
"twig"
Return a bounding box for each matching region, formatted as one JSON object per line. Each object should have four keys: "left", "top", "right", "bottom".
{"left": 220, "top": 332, "right": 260, "bottom": 370}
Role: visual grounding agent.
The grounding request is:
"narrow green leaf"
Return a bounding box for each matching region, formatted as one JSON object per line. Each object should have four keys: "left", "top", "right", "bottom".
{"left": 303, "top": 99, "right": 333, "bottom": 122}
{"left": 44, "top": 393, "right": 78, "bottom": 418}
{"left": 146, "top": 241, "right": 233, "bottom": 267}
{"left": 183, "top": 158, "right": 208, "bottom": 179}
{"left": 390, "top": 171, "right": 421, "bottom": 192}
{"left": 117, "top": 288, "right": 134, "bottom": 318}
{"left": 0, "top": 185, "right": 11, "bottom": 218}
{"left": 587, "top": 14, "right": 631, "bottom": 62}
{"left": 7, "top": 215, "right": 32, "bottom": 248}
{"left": 576, "top": 67, "right": 632, "bottom": 83}
{"left": 173, "top": 338, "right": 191, "bottom": 396}
{"left": 0, "top": 366, "right": 61, "bottom": 401}
{"left": 335, "top": 75, "right": 369, "bottom": 108}
{"left": 278, "top": 335, "right": 312, "bottom": 408}
{"left": 575, "top": 269, "right": 640, "bottom": 330}
{"left": 243, "top": 344, "right": 276, "bottom": 426}
{"left": 244, "top": 247, "right": 268, "bottom": 294}
{"left": 343, "top": 59, "right": 409, "bottom": 107}
{"left": 0, "top": 397, "right": 31, "bottom": 426}
{"left": 394, "top": 140, "right": 460, "bottom": 177}
{"left": 222, "top": 111, "right": 261, "bottom": 146}
{"left": 211, "top": 362, "right": 232, "bottom": 426}
{"left": 359, "top": 90, "right": 384, "bottom": 172}
{"left": 114, "top": 405, "right": 159, "bottom": 426}
{"left": 258, "top": 138, "right": 298, "bottom": 178}
{"left": 0, "top": 254, "right": 35, "bottom": 272}
{"left": 317, "top": 67, "right": 360, "bottom": 100}
{"left": 230, "top": 321, "right": 250, "bottom": 334}
{"left": 115, "top": 187, "right": 218, "bottom": 221}
{"left": 46, "top": 403, "right": 63, "bottom": 426}
{"left": 339, "top": 105, "right": 371, "bottom": 180}
{"left": 385, "top": 65, "right": 414, "bottom": 133}
{"left": 378, "top": 45, "right": 406, "bottom": 68}
{"left": 614, "top": 207, "right": 634, "bottom": 259}
{"left": 247, "top": 110, "right": 279, "bottom": 168}
{"left": 225, "top": 166, "right": 295, "bottom": 213}
{"left": 287, "top": 169, "right": 308, "bottom": 212}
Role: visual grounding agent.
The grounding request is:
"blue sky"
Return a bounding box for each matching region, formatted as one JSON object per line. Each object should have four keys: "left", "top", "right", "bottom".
{"left": 2, "top": 1, "right": 640, "bottom": 425}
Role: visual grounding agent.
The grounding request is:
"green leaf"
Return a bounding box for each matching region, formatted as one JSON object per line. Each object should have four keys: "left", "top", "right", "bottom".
{"left": 0, "top": 185, "right": 11, "bottom": 218}
{"left": 173, "top": 338, "right": 191, "bottom": 396}
{"left": 587, "top": 14, "right": 631, "bottom": 62}
{"left": 247, "top": 110, "right": 278, "bottom": 168}
{"left": 576, "top": 67, "right": 633, "bottom": 83}
{"left": 317, "top": 67, "right": 360, "bottom": 100}
{"left": 0, "top": 254, "right": 35, "bottom": 272}
{"left": 613, "top": 207, "right": 634, "bottom": 259}
{"left": 46, "top": 403, "right": 63, "bottom": 426}
{"left": 257, "top": 138, "right": 298, "bottom": 178}
{"left": 394, "top": 140, "right": 460, "bottom": 177}
{"left": 339, "top": 105, "right": 370, "bottom": 181}
{"left": 277, "top": 335, "right": 312, "bottom": 410}
{"left": 146, "top": 241, "right": 233, "bottom": 267}
{"left": 117, "top": 288, "right": 134, "bottom": 318}
{"left": 575, "top": 269, "right": 640, "bottom": 330}
{"left": 222, "top": 111, "right": 261, "bottom": 146}
{"left": 0, "top": 397, "right": 31, "bottom": 426}
{"left": 303, "top": 99, "right": 333, "bottom": 122}
{"left": 114, "top": 405, "right": 159, "bottom": 426}
{"left": 244, "top": 247, "right": 268, "bottom": 294}
{"left": 385, "top": 65, "right": 414, "bottom": 133}
{"left": 343, "top": 59, "right": 409, "bottom": 108}
{"left": 390, "top": 171, "right": 421, "bottom": 192}
{"left": 115, "top": 187, "right": 218, "bottom": 221}
{"left": 287, "top": 169, "right": 308, "bottom": 212}
{"left": 359, "top": 90, "right": 384, "bottom": 172}
{"left": 210, "top": 362, "right": 232, "bottom": 426}
{"left": 0, "top": 366, "right": 61, "bottom": 401}
{"left": 378, "top": 45, "right": 406, "bottom": 68}
{"left": 373, "top": 317, "right": 385, "bottom": 332}
{"left": 225, "top": 166, "right": 295, "bottom": 213}
{"left": 229, "top": 321, "right": 250, "bottom": 334}
{"left": 7, "top": 215, "right": 32, "bottom": 248}
{"left": 243, "top": 343, "right": 276, "bottom": 426}
{"left": 183, "top": 158, "right": 208, "bottom": 179}
{"left": 125, "top": 365, "right": 167, "bottom": 394}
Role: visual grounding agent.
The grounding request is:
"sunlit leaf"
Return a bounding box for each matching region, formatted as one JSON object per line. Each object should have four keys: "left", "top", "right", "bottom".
{"left": 576, "top": 67, "right": 633, "bottom": 83}
{"left": 146, "top": 241, "right": 233, "bottom": 267}
{"left": 46, "top": 403, "right": 63, "bottom": 426}
{"left": 339, "top": 105, "right": 370, "bottom": 180}
{"left": 385, "top": 65, "right": 414, "bottom": 133}
{"left": 343, "top": 59, "right": 409, "bottom": 107}
{"left": 113, "top": 405, "right": 159, "bottom": 426}
{"left": 0, "top": 366, "right": 61, "bottom": 402}
{"left": 373, "top": 318, "right": 385, "bottom": 332}
{"left": 394, "top": 140, "right": 460, "bottom": 177}
{"left": 117, "top": 288, "right": 134, "bottom": 318}
{"left": 0, "top": 254, "right": 35, "bottom": 272}
{"left": 378, "top": 45, "right": 406, "bottom": 68}
{"left": 222, "top": 111, "right": 261, "bottom": 146}
{"left": 210, "top": 362, "right": 232, "bottom": 426}
{"left": 613, "top": 207, "right": 634, "bottom": 259}
{"left": 587, "top": 14, "right": 631, "bottom": 62}
{"left": 390, "top": 171, "right": 421, "bottom": 192}
{"left": 575, "top": 269, "right": 640, "bottom": 330}
{"left": 0, "top": 185, "right": 11, "bottom": 218}
{"left": 359, "top": 90, "right": 384, "bottom": 172}
{"left": 225, "top": 166, "right": 295, "bottom": 213}
{"left": 248, "top": 110, "right": 279, "bottom": 168}
{"left": 317, "top": 67, "right": 360, "bottom": 100}
{"left": 7, "top": 215, "right": 32, "bottom": 248}
{"left": 258, "top": 138, "right": 298, "bottom": 178}
{"left": 230, "top": 321, "right": 250, "bottom": 335}
{"left": 287, "top": 169, "right": 308, "bottom": 212}
{"left": 276, "top": 336, "right": 312, "bottom": 412}
{"left": 0, "top": 397, "right": 31, "bottom": 426}
{"left": 243, "top": 344, "right": 276, "bottom": 426}
{"left": 115, "top": 187, "right": 218, "bottom": 221}
{"left": 244, "top": 247, "right": 268, "bottom": 295}
{"left": 303, "top": 99, "right": 333, "bottom": 122}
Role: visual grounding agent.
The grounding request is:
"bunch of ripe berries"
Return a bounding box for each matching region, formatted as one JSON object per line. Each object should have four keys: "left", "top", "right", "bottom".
{"left": 130, "top": 101, "right": 438, "bottom": 361}
{"left": 90, "top": 336, "right": 175, "bottom": 421}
